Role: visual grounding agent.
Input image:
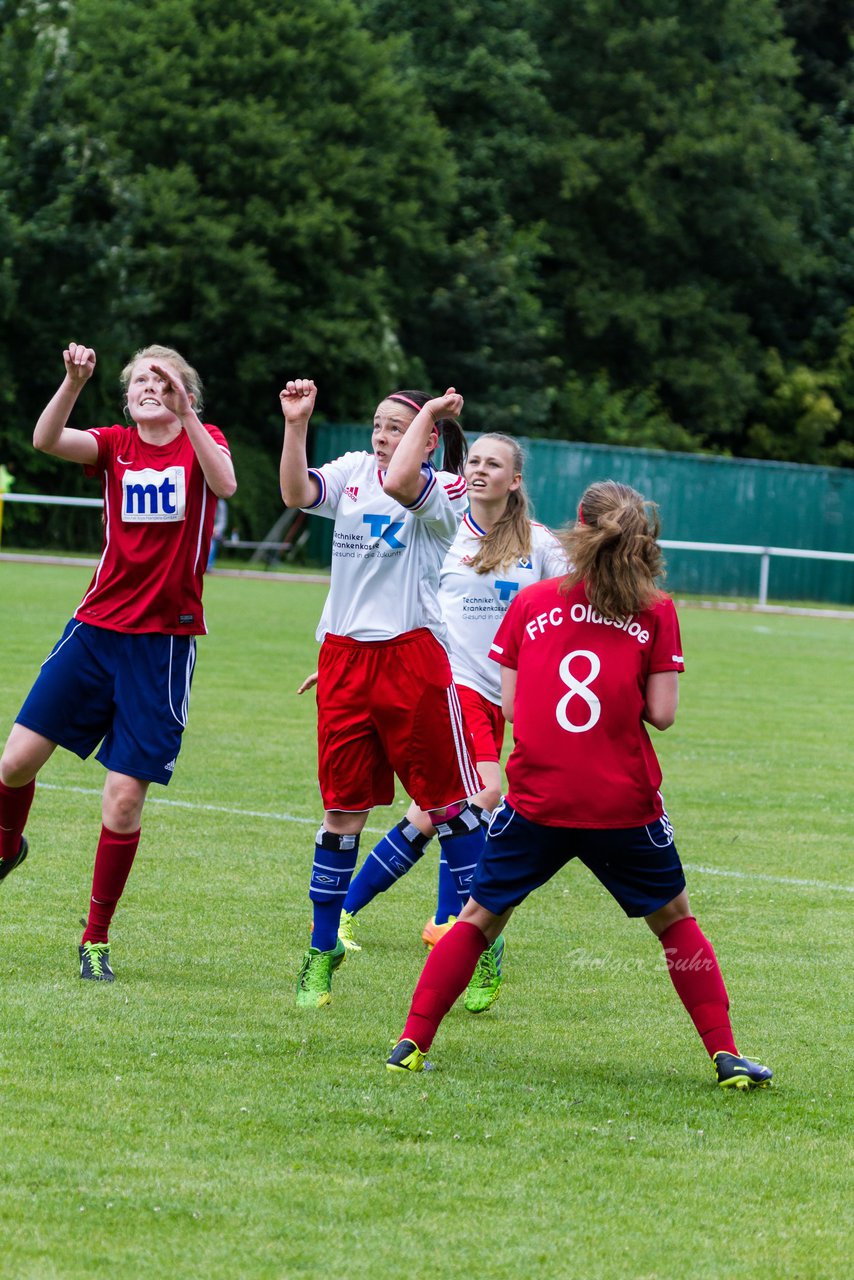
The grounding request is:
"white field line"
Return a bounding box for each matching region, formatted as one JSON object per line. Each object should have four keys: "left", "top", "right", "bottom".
{"left": 38, "top": 783, "right": 383, "bottom": 835}
{"left": 681, "top": 863, "right": 854, "bottom": 893}
{"left": 38, "top": 783, "right": 853, "bottom": 893}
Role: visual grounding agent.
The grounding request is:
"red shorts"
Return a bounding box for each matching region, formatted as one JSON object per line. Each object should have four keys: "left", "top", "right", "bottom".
{"left": 456, "top": 683, "right": 505, "bottom": 763}
{"left": 316, "top": 629, "right": 482, "bottom": 812}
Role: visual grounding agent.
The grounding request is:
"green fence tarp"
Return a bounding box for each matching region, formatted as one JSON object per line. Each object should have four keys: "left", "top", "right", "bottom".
{"left": 305, "top": 426, "right": 854, "bottom": 604}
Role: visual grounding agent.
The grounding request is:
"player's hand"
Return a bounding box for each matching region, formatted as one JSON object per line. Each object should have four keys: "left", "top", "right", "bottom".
{"left": 296, "top": 670, "right": 319, "bottom": 695}
{"left": 149, "top": 362, "right": 194, "bottom": 421}
{"left": 280, "top": 379, "right": 317, "bottom": 429}
{"left": 63, "top": 343, "right": 96, "bottom": 388}
{"left": 424, "top": 387, "right": 463, "bottom": 421}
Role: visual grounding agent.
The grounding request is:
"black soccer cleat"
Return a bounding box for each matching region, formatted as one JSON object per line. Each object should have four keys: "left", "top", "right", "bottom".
{"left": 79, "top": 941, "right": 116, "bottom": 982}
{"left": 714, "top": 1051, "right": 773, "bottom": 1090}
{"left": 0, "top": 835, "right": 28, "bottom": 881}
{"left": 386, "top": 1038, "right": 433, "bottom": 1073}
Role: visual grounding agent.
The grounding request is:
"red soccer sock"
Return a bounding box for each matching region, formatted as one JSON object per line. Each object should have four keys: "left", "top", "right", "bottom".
{"left": 659, "top": 916, "right": 738, "bottom": 1058}
{"left": 401, "top": 920, "right": 488, "bottom": 1052}
{"left": 81, "top": 825, "right": 141, "bottom": 944}
{"left": 0, "top": 778, "right": 35, "bottom": 860}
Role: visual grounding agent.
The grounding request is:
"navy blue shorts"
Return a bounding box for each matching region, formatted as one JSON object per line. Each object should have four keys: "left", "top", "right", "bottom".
{"left": 16, "top": 620, "right": 197, "bottom": 785}
{"left": 471, "top": 802, "right": 686, "bottom": 919}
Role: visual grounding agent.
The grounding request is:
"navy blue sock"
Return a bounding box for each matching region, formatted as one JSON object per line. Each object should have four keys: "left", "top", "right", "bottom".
{"left": 310, "top": 828, "right": 360, "bottom": 951}
{"left": 434, "top": 804, "right": 490, "bottom": 923}
{"left": 435, "top": 856, "right": 459, "bottom": 926}
{"left": 434, "top": 807, "right": 486, "bottom": 910}
{"left": 343, "top": 820, "right": 432, "bottom": 916}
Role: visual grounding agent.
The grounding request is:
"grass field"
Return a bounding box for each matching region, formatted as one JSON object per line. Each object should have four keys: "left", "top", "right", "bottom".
{"left": 1, "top": 563, "right": 852, "bottom": 1280}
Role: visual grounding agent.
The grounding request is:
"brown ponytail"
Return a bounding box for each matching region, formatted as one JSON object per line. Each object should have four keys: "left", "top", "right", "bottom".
{"left": 559, "top": 481, "right": 665, "bottom": 618}
{"left": 438, "top": 417, "right": 468, "bottom": 475}
{"left": 386, "top": 389, "right": 467, "bottom": 476}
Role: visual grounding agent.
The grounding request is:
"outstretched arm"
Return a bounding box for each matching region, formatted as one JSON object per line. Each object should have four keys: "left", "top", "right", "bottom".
{"left": 149, "top": 362, "right": 237, "bottom": 499}
{"left": 383, "top": 388, "right": 463, "bottom": 506}
{"left": 33, "top": 343, "right": 100, "bottom": 464}
{"left": 279, "top": 379, "right": 321, "bottom": 508}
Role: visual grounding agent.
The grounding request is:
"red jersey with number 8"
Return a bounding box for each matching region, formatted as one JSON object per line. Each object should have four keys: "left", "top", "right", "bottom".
{"left": 490, "top": 579, "right": 685, "bottom": 828}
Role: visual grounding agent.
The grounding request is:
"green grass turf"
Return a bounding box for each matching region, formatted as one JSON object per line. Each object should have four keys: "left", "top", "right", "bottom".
{"left": 1, "top": 564, "right": 851, "bottom": 1279}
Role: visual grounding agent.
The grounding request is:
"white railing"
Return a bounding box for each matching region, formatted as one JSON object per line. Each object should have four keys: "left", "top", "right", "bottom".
{"left": 659, "top": 540, "right": 854, "bottom": 607}
{"left": 1, "top": 493, "right": 852, "bottom": 607}
{"left": 3, "top": 492, "right": 102, "bottom": 508}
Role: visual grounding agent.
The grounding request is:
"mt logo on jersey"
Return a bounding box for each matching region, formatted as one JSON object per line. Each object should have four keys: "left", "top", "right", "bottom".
{"left": 122, "top": 467, "right": 186, "bottom": 522}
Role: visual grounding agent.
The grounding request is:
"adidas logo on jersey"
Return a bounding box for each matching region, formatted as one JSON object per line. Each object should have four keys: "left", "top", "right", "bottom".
{"left": 164, "top": 758, "right": 176, "bottom": 773}
{"left": 344, "top": 485, "right": 359, "bottom": 502}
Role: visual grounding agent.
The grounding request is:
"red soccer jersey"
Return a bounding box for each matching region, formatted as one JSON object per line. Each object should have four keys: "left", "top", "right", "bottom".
{"left": 74, "top": 422, "right": 230, "bottom": 635}
{"left": 490, "top": 579, "right": 685, "bottom": 827}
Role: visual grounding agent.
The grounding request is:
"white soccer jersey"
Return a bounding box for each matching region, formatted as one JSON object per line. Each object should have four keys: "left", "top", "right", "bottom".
{"left": 440, "top": 513, "right": 568, "bottom": 702}
{"left": 305, "top": 451, "right": 468, "bottom": 643}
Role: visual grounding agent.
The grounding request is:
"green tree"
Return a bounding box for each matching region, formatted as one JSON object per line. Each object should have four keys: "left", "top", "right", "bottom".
{"left": 0, "top": 0, "right": 137, "bottom": 495}
{"left": 1, "top": 0, "right": 460, "bottom": 537}
{"left": 363, "top": 0, "right": 559, "bottom": 433}
{"left": 536, "top": 0, "right": 822, "bottom": 450}
{"left": 779, "top": 0, "right": 854, "bottom": 118}
{"left": 63, "top": 0, "right": 454, "bottom": 422}
{"left": 747, "top": 348, "right": 841, "bottom": 463}
{"left": 768, "top": 5, "right": 854, "bottom": 466}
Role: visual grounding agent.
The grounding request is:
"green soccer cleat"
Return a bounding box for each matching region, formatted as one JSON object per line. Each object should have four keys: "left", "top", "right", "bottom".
{"left": 713, "top": 1051, "right": 773, "bottom": 1090}
{"left": 464, "top": 934, "right": 505, "bottom": 1014}
{"left": 337, "top": 909, "right": 362, "bottom": 953}
{"left": 296, "top": 939, "right": 347, "bottom": 1008}
{"left": 0, "top": 835, "right": 28, "bottom": 882}
{"left": 79, "top": 940, "right": 115, "bottom": 982}
{"left": 386, "top": 1038, "right": 431, "bottom": 1073}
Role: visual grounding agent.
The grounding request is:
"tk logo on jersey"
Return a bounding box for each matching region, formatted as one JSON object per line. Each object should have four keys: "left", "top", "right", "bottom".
{"left": 493, "top": 579, "right": 520, "bottom": 602}
{"left": 363, "top": 513, "right": 406, "bottom": 548}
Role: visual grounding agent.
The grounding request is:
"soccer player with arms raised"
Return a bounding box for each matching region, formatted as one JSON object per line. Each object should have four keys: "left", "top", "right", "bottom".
{"left": 386, "top": 481, "right": 772, "bottom": 1091}
{"left": 337, "top": 434, "right": 566, "bottom": 1012}
{"left": 279, "top": 379, "right": 482, "bottom": 1008}
{"left": 0, "top": 342, "right": 235, "bottom": 980}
